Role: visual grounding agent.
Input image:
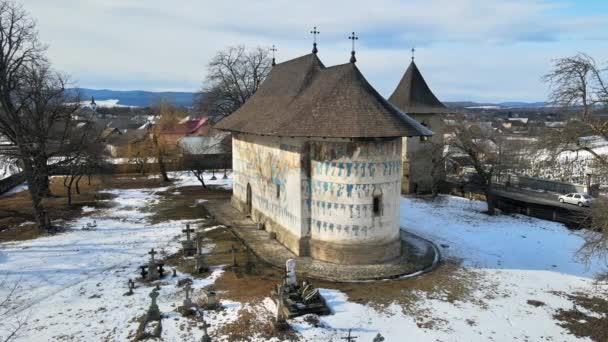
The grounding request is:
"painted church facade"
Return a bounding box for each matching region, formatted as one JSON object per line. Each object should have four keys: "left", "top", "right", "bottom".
{"left": 217, "top": 51, "right": 431, "bottom": 265}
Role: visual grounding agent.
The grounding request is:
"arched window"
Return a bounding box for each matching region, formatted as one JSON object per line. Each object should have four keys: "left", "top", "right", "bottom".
{"left": 372, "top": 187, "right": 383, "bottom": 217}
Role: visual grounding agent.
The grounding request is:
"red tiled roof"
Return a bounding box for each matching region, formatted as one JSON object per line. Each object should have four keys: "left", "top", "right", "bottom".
{"left": 161, "top": 117, "right": 209, "bottom": 135}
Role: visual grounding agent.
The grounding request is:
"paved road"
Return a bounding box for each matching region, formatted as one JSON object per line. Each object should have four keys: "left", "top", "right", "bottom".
{"left": 493, "top": 187, "right": 590, "bottom": 213}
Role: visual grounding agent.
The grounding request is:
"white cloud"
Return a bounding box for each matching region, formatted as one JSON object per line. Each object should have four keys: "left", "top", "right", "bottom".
{"left": 22, "top": 0, "right": 608, "bottom": 101}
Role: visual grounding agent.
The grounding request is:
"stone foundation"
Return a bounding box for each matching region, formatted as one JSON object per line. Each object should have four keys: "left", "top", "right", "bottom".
{"left": 309, "top": 238, "right": 402, "bottom": 264}
{"left": 232, "top": 195, "right": 402, "bottom": 264}
{"left": 232, "top": 196, "right": 309, "bottom": 256}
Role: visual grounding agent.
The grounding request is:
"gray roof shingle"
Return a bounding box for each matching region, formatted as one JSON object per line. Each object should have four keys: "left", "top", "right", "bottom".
{"left": 215, "top": 54, "right": 432, "bottom": 138}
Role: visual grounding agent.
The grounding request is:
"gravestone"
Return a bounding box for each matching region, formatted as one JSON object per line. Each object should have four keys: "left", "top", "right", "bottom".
{"left": 285, "top": 259, "right": 297, "bottom": 287}
{"left": 181, "top": 224, "right": 196, "bottom": 256}
{"left": 229, "top": 245, "right": 239, "bottom": 267}
{"left": 178, "top": 283, "right": 196, "bottom": 316}
{"left": 147, "top": 288, "right": 161, "bottom": 321}
{"left": 373, "top": 333, "right": 385, "bottom": 342}
{"left": 273, "top": 263, "right": 330, "bottom": 319}
{"left": 273, "top": 283, "right": 289, "bottom": 331}
{"left": 147, "top": 249, "right": 160, "bottom": 281}
{"left": 195, "top": 252, "right": 208, "bottom": 273}
{"left": 200, "top": 288, "right": 220, "bottom": 310}
{"left": 201, "top": 317, "right": 212, "bottom": 342}
{"left": 124, "top": 278, "right": 135, "bottom": 296}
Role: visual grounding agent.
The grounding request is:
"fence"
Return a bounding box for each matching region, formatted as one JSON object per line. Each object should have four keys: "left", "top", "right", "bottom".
{"left": 495, "top": 196, "right": 589, "bottom": 228}
{"left": 495, "top": 173, "right": 591, "bottom": 194}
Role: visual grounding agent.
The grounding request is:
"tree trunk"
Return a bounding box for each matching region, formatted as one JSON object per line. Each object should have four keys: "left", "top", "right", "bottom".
{"left": 153, "top": 137, "right": 170, "bottom": 182}
{"left": 22, "top": 159, "right": 52, "bottom": 232}
{"left": 64, "top": 175, "right": 75, "bottom": 206}
{"left": 195, "top": 171, "right": 207, "bottom": 188}
{"left": 33, "top": 156, "right": 51, "bottom": 197}
{"left": 485, "top": 183, "right": 496, "bottom": 216}
{"left": 75, "top": 175, "right": 82, "bottom": 194}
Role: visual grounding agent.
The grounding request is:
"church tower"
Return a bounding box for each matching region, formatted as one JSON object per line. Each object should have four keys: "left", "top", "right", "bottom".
{"left": 389, "top": 55, "right": 449, "bottom": 194}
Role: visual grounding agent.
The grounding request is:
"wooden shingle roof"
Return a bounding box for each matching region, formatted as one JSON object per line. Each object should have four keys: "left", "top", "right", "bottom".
{"left": 215, "top": 54, "right": 431, "bottom": 138}
{"left": 388, "top": 61, "right": 449, "bottom": 114}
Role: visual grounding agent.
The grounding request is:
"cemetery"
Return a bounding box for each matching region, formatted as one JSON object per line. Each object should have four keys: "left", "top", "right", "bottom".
{"left": 0, "top": 171, "right": 606, "bottom": 341}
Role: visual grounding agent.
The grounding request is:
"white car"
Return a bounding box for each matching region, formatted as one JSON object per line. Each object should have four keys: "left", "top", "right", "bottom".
{"left": 558, "top": 193, "right": 594, "bottom": 207}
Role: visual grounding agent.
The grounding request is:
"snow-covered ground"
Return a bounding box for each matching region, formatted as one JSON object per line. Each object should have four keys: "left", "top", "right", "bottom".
{"left": 0, "top": 173, "right": 237, "bottom": 341}
{"left": 295, "top": 196, "right": 607, "bottom": 341}
{"left": 0, "top": 174, "right": 606, "bottom": 341}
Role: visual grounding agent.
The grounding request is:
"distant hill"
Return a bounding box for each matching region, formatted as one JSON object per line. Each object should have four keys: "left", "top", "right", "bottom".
{"left": 445, "top": 101, "right": 547, "bottom": 109}
{"left": 69, "top": 88, "right": 198, "bottom": 108}
{"left": 69, "top": 88, "right": 546, "bottom": 110}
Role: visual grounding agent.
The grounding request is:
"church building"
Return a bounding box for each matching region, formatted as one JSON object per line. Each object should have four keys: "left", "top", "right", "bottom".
{"left": 389, "top": 57, "right": 450, "bottom": 194}
{"left": 216, "top": 43, "right": 431, "bottom": 265}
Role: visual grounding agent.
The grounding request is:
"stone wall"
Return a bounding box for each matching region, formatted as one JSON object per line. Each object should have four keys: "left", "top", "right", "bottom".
{"left": 308, "top": 138, "right": 403, "bottom": 264}
{"left": 402, "top": 113, "right": 444, "bottom": 194}
{"left": 231, "top": 134, "right": 405, "bottom": 264}
{"left": 231, "top": 134, "right": 309, "bottom": 255}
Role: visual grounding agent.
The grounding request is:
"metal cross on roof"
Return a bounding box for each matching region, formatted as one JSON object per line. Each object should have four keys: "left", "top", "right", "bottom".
{"left": 411, "top": 47, "right": 415, "bottom": 61}
{"left": 310, "top": 26, "right": 320, "bottom": 54}
{"left": 348, "top": 32, "right": 359, "bottom": 63}
{"left": 348, "top": 32, "right": 359, "bottom": 51}
{"left": 270, "top": 45, "right": 278, "bottom": 66}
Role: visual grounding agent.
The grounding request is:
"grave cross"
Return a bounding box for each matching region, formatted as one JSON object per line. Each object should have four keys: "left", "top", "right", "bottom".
{"left": 184, "top": 283, "right": 192, "bottom": 305}
{"left": 148, "top": 248, "right": 157, "bottom": 263}
{"left": 341, "top": 329, "right": 358, "bottom": 341}
{"left": 150, "top": 288, "right": 159, "bottom": 306}
{"left": 183, "top": 224, "right": 194, "bottom": 241}
{"left": 230, "top": 244, "right": 239, "bottom": 267}
{"left": 201, "top": 316, "right": 211, "bottom": 342}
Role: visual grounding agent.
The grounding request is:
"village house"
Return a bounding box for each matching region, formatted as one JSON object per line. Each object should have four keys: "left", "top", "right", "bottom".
{"left": 158, "top": 117, "right": 213, "bottom": 146}
{"left": 216, "top": 47, "right": 432, "bottom": 265}
{"left": 388, "top": 58, "right": 450, "bottom": 194}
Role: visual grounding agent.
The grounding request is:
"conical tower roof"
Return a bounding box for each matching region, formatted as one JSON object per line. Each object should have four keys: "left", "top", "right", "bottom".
{"left": 388, "top": 61, "right": 449, "bottom": 114}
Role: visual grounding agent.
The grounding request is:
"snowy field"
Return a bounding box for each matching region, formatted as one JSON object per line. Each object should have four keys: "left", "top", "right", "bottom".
{"left": 0, "top": 173, "right": 606, "bottom": 341}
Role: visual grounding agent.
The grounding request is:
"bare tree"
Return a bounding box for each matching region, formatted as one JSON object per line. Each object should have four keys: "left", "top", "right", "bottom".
{"left": 543, "top": 53, "right": 608, "bottom": 272}
{"left": 179, "top": 133, "right": 231, "bottom": 187}
{"left": 149, "top": 101, "right": 185, "bottom": 182}
{"left": 0, "top": 277, "right": 26, "bottom": 342}
{"left": 62, "top": 125, "right": 108, "bottom": 206}
{"left": 194, "top": 46, "right": 272, "bottom": 120}
{"left": 543, "top": 53, "right": 607, "bottom": 121}
{"left": 446, "top": 123, "right": 501, "bottom": 215}
{"left": 0, "top": 2, "right": 82, "bottom": 231}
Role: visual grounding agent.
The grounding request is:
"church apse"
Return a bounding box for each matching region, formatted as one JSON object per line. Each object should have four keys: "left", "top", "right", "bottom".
{"left": 308, "top": 138, "right": 403, "bottom": 264}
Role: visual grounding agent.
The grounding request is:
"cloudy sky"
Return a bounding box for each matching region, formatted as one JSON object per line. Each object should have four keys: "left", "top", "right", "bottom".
{"left": 23, "top": 0, "right": 608, "bottom": 103}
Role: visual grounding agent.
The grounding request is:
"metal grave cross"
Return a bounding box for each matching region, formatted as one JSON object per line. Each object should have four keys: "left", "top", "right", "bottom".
{"left": 148, "top": 248, "right": 157, "bottom": 263}
{"left": 230, "top": 244, "right": 239, "bottom": 267}
{"left": 184, "top": 283, "right": 192, "bottom": 303}
{"left": 182, "top": 224, "right": 194, "bottom": 241}
{"left": 341, "top": 329, "right": 358, "bottom": 341}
